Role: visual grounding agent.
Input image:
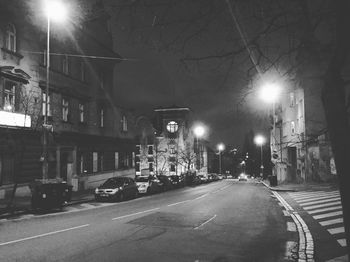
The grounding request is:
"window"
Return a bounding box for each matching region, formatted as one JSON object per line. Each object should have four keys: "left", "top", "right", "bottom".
{"left": 166, "top": 121, "right": 178, "bottom": 133}
{"left": 135, "top": 145, "right": 140, "bottom": 155}
{"left": 169, "top": 146, "right": 176, "bottom": 155}
{"left": 99, "top": 108, "right": 104, "bottom": 127}
{"left": 79, "top": 103, "right": 85, "bottom": 123}
{"left": 99, "top": 153, "right": 104, "bottom": 171}
{"left": 3, "top": 80, "right": 16, "bottom": 111}
{"left": 290, "top": 92, "right": 295, "bottom": 107}
{"left": 114, "top": 152, "right": 119, "bottom": 169}
{"left": 149, "top": 162, "right": 154, "bottom": 172}
{"left": 93, "top": 152, "right": 98, "bottom": 172}
{"left": 170, "top": 164, "right": 176, "bottom": 172}
{"left": 62, "top": 55, "right": 69, "bottom": 75}
{"left": 42, "top": 49, "right": 47, "bottom": 66}
{"left": 80, "top": 61, "right": 86, "bottom": 81}
{"left": 291, "top": 121, "right": 295, "bottom": 135}
{"left": 62, "top": 98, "right": 69, "bottom": 122}
{"left": 99, "top": 70, "right": 105, "bottom": 89}
{"left": 0, "top": 155, "right": 15, "bottom": 185}
{"left": 5, "top": 23, "right": 16, "bottom": 52}
{"left": 148, "top": 145, "right": 153, "bottom": 155}
{"left": 135, "top": 162, "right": 140, "bottom": 172}
{"left": 121, "top": 115, "right": 128, "bottom": 132}
{"left": 79, "top": 154, "right": 84, "bottom": 174}
{"left": 42, "top": 93, "right": 51, "bottom": 116}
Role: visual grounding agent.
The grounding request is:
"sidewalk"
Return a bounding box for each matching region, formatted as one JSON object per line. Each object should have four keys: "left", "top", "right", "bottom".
{"left": 261, "top": 179, "right": 340, "bottom": 192}
{"left": 0, "top": 189, "right": 95, "bottom": 220}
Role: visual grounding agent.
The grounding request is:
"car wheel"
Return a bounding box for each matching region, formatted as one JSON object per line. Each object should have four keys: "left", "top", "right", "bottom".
{"left": 119, "top": 192, "right": 124, "bottom": 202}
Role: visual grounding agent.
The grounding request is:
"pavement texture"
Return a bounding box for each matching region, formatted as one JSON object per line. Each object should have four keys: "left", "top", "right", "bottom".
{"left": 0, "top": 189, "right": 94, "bottom": 219}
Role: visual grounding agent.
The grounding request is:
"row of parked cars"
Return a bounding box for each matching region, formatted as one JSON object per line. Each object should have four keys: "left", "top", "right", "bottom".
{"left": 94, "top": 173, "right": 223, "bottom": 202}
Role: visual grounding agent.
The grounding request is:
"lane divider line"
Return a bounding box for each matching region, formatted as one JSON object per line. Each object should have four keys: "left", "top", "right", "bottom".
{"left": 194, "top": 215, "right": 217, "bottom": 230}
{"left": 112, "top": 208, "right": 160, "bottom": 221}
{"left": 0, "top": 224, "right": 90, "bottom": 247}
{"left": 167, "top": 200, "right": 191, "bottom": 207}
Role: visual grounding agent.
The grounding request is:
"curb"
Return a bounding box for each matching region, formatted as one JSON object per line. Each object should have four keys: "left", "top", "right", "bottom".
{"left": 0, "top": 197, "right": 94, "bottom": 221}
{"left": 261, "top": 181, "right": 297, "bottom": 192}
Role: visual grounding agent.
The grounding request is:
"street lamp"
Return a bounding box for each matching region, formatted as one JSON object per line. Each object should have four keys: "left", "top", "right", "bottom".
{"left": 193, "top": 125, "right": 205, "bottom": 173}
{"left": 254, "top": 135, "right": 265, "bottom": 178}
{"left": 259, "top": 83, "right": 281, "bottom": 151}
{"left": 217, "top": 143, "right": 225, "bottom": 175}
{"left": 42, "top": 0, "right": 68, "bottom": 180}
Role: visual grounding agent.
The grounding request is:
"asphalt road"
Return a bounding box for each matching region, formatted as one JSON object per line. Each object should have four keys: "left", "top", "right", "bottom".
{"left": 0, "top": 180, "right": 293, "bottom": 262}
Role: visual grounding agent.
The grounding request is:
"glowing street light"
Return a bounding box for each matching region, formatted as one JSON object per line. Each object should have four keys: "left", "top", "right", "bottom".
{"left": 42, "top": 0, "right": 68, "bottom": 180}
{"left": 254, "top": 135, "right": 266, "bottom": 177}
{"left": 193, "top": 125, "right": 206, "bottom": 173}
{"left": 217, "top": 143, "right": 225, "bottom": 175}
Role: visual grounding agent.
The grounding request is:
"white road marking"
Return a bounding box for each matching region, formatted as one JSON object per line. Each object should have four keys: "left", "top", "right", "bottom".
{"left": 112, "top": 208, "right": 160, "bottom": 220}
{"left": 298, "top": 195, "right": 340, "bottom": 203}
{"left": 287, "top": 221, "right": 297, "bottom": 232}
{"left": 328, "top": 227, "right": 345, "bottom": 235}
{"left": 0, "top": 224, "right": 90, "bottom": 247}
{"left": 337, "top": 239, "right": 347, "bottom": 247}
{"left": 194, "top": 215, "right": 217, "bottom": 230}
{"left": 320, "top": 218, "right": 344, "bottom": 226}
{"left": 308, "top": 205, "right": 343, "bottom": 214}
{"left": 313, "top": 211, "right": 343, "bottom": 220}
{"left": 290, "top": 191, "right": 339, "bottom": 197}
{"left": 283, "top": 210, "right": 290, "bottom": 217}
{"left": 194, "top": 193, "right": 209, "bottom": 200}
{"left": 303, "top": 201, "right": 342, "bottom": 210}
{"left": 167, "top": 200, "right": 191, "bottom": 207}
{"left": 299, "top": 197, "right": 341, "bottom": 206}
{"left": 290, "top": 192, "right": 339, "bottom": 200}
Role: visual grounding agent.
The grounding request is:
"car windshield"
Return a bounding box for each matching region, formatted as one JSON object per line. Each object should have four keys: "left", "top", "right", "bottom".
{"left": 102, "top": 178, "right": 124, "bottom": 187}
{"left": 136, "top": 177, "right": 149, "bottom": 182}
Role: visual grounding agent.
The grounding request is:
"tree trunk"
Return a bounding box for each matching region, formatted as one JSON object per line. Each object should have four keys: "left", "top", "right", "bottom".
{"left": 322, "top": 0, "right": 350, "bottom": 255}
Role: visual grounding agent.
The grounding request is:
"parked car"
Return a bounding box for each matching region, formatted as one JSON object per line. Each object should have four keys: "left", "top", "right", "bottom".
{"left": 169, "top": 175, "right": 185, "bottom": 188}
{"left": 95, "top": 177, "right": 138, "bottom": 202}
{"left": 198, "top": 174, "right": 208, "bottom": 183}
{"left": 136, "top": 175, "right": 163, "bottom": 194}
{"left": 238, "top": 173, "right": 248, "bottom": 181}
{"left": 157, "top": 175, "right": 174, "bottom": 191}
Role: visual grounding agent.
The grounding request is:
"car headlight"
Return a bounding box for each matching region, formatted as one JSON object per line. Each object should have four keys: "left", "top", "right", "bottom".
{"left": 95, "top": 188, "right": 99, "bottom": 194}
{"left": 111, "top": 188, "right": 119, "bottom": 194}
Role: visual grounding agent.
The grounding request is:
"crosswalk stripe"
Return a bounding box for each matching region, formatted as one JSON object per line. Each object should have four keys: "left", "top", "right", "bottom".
{"left": 297, "top": 195, "right": 340, "bottom": 203}
{"left": 313, "top": 211, "right": 343, "bottom": 220}
{"left": 319, "top": 218, "right": 344, "bottom": 226}
{"left": 328, "top": 227, "right": 345, "bottom": 235}
{"left": 337, "top": 239, "right": 347, "bottom": 247}
{"left": 299, "top": 197, "right": 341, "bottom": 206}
{"left": 290, "top": 191, "right": 339, "bottom": 197}
{"left": 303, "top": 201, "right": 342, "bottom": 210}
{"left": 290, "top": 192, "right": 340, "bottom": 201}
{"left": 308, "top": 205, "right": 343, "bottom": 214}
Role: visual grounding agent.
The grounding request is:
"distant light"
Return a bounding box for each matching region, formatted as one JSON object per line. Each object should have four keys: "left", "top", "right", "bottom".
{"left": 44, "top": 0, "right": 68, "bottom": 22}
{"left": 217, "top": 143, "right": 225, "bottom": 152}
{"left": 259, "top": 83, "right": 280, "bottom": 103}
{"left": 194, "top": 125, "right": 205, "bottom": 138}
{"left": 4, "top": 105, "right": 12, "bottom": 111}
{"left": 254, "top": 135, "right": 265, "bottom": 146}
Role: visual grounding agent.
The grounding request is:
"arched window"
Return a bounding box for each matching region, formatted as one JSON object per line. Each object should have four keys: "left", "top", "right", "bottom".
{"left": 166, "top": 121, "right": 178, "bottom": 133}
{"left": 6, "top": 23, "right": 16, "bottom": 52}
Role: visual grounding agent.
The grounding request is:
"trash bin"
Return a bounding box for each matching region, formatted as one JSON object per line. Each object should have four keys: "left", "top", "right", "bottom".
{"left": 269, "top": 175, "right": 278, "bottom": 187}
{"left": 30, "top": 179, "right": 72, "bottom": 210}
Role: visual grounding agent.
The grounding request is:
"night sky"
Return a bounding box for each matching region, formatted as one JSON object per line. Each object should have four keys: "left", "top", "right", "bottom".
{"left": 104, "top": 0, "right": 272, "bottom": 149}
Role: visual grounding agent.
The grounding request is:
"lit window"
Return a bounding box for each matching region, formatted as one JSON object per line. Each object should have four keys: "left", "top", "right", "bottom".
{"left": 79, "top": 103, "right": 84, "bottom": 123}
{"left": 6, "top": 23, "right": 16, "bottom": 52}
{"left": 169, "top": 146, "right": 176, "bottom": 154}
{"left": 79, "top": 155, "right": 84, "bottom": 174}
{"left": 62, "top": 55, "right": 69, "bottom": 75}
{"left": 291, "top": 121, "right": 295, "bottom": 135}
{"left": 114, "top": 152, "right": 119, "bottom": 169}
{"left": 42, "top": 49, "right": 47, "bottom": 66}
{"left": 290, "top": 92, "right": 295, "bottom": 107}
{"left": 42, "top": 93, "right": 51, "bottom": 116}
{"left": 62, "top": 98, "right": 69, "bottom": 121}
{"left": 121, "top": 115, "right": 128, "bottom": 131}
{"left": 166, "top": 121, "right": 178, "bottom": 133}
{"left": 100, "top": 108, "right": 104, "bottom": 127}
{"left": 93, "top": 152, "right": 98, "bottom": 172}
{"left": 4, "top": 81, "right": 16, "bottom": 111}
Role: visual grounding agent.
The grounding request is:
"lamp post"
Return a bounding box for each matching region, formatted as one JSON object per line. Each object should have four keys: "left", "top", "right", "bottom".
{"left": 193, "top": 125, "right": 205, "bottom": 174}
{"left": 42, "top": 0, "right": 67, "bottom": 180}
{"left": 254, "top": 135, "right": 265, "bottom": 178}
{"left": 259, "top": 83, "right": 280, "bottom": 151}
{"left": 217, "top": 143, "right": 225, "bottom": 175}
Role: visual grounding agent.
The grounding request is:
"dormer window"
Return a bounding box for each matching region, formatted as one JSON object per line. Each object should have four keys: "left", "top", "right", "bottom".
{"left": 6, "top": 23, "right": 16, "bottom": 52}
{"left": 166, "top": 121, "right": 178, "bottom": 133}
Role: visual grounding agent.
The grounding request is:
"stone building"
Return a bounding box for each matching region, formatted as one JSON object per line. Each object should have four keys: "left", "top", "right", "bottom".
{"left": 0, "top": 0, "right": 136, "bottom": 199}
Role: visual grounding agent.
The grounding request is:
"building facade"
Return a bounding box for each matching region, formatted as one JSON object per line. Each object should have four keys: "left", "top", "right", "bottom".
{"left": 0, "top": 0, "right": 136, "bottom": 200}
{"left": 135, "top": 107, "right": 208, "bottom": 177}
